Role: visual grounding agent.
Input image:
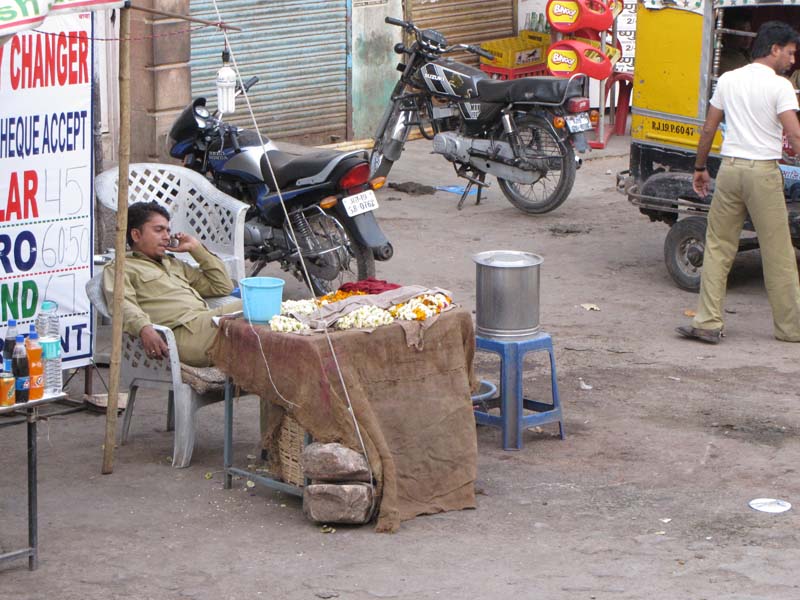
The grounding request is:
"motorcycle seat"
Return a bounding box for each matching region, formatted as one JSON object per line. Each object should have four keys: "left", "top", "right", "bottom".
{"left": 260, "top": 149, "right": 343, "bottom": 191}
{"left": 477, "top": 76, "right": 585, "bottom": 105}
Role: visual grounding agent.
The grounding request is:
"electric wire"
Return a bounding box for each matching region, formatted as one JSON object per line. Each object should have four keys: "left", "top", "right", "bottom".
{"left": 209, "top": 1, "right": 377, "bottom": 516}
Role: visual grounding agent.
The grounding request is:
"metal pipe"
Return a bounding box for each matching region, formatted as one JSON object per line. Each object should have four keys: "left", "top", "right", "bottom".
{"left": 128, "top": 3, "right": 242, "bottom": 32}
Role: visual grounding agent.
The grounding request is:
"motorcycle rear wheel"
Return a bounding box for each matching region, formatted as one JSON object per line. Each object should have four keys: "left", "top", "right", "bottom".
{"left": 305, "top": 220, "right": 375, "bottom": 297}
{"left": 497, "top": 115, "right": 576, "bottom": 215}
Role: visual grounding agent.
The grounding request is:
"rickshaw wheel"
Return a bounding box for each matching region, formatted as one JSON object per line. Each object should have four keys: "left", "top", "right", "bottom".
{"left": 664, "top": 217, "right": 707, "bottom": 292}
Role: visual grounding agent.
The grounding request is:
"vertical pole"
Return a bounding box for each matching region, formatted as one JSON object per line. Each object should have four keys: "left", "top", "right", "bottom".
{"left": 27, "top": 409, "right": 38, "bottom": 570}
{"left": 224, "top": 379, "right": 233, "bottom": 489}
{"left": 102, "top": 6, "right": 131, "bottom": 474}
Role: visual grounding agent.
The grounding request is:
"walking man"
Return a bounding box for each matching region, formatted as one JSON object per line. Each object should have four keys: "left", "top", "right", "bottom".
{"left": 678, "top": 21, "right": 800, "bottom": 344}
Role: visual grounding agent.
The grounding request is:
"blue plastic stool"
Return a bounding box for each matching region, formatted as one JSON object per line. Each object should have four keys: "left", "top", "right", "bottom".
{"left": 474, "top": 331, "right": 565, "bottom": 450}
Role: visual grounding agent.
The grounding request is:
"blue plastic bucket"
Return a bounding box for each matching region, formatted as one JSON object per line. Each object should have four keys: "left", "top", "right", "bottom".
{"left": 240, "top": 277, "right": 285, "bottom": 323}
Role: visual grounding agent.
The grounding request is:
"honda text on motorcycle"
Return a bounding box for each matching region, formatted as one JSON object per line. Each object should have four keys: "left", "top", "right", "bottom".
{"left": 371, "top": 17, "right": 592, "bottom": 214}
{"left": 168, "top": 77, "right": 393, "bottom": 294}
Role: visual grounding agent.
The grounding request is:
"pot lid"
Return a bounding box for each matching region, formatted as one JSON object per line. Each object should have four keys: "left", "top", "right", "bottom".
{"left": 473, "top": 250, "right": 543, "bottom": 268}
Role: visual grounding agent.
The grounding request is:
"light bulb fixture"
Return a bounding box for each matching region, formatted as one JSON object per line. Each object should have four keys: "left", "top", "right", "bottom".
{"left": 216, "top": 46, "right": 237, "bottom": 115}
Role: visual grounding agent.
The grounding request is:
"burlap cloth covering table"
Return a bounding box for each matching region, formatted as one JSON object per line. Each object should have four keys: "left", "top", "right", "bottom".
{"left": 210, "top": 308, "right": 478, "bottom": 532}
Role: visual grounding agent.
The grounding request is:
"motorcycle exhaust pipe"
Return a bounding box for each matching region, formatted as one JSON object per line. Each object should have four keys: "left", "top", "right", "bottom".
{"left": 574, "top": 155, "right": 583, "bottom": 170}
{"left": 372, "top": 243, "right": 394, "bottom": 261}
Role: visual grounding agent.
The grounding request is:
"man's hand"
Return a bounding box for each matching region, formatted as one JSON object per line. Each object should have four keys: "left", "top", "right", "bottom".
{"left": 139, "top": 325, "right": 169, "bottom": 360}
{"left": 693, "top": 170, "right": 712, "bottom": 197}
{"left": 170, "top": 232, "right": 201, "bottom": 253}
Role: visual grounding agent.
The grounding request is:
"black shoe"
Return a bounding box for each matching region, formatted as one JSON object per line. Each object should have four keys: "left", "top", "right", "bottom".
{"left": 260, "top": 448, "right": 269, "bottom": 461}
{"left": 675, "top": 325, "right": 722, "bottom": 344}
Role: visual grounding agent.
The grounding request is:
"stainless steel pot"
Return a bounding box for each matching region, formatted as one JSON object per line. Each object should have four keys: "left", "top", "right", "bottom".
{"left": 473, "top": 250, "right": 543, "bottom": 339}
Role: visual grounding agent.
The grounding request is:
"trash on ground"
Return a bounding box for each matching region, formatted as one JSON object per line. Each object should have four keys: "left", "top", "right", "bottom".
{"left": 320, "top": 524, "right": 336, "bottom": 534}
{"left": 667, "top": 376, "right": 681, "bottom": 382}
{"left": 435, "top": 185, "right": 477, "bottom": 196}
{"left": 578, "top": 377, "right": 593, "bottom": 390}
{"left": 549, "top": 224, "right": 592, "bottom": 236}
{"left": 204, "top": 472, "right": 213, "bottom": 480}
{"left": 580, "top": 303, "right": 601, "bottom": 311}
{"left": 724, "top": 307, "right": 737, "bottom": 314}
{"left": 654, "top": 531, "right": 666, "bottom": 535}
{"left": 683, "top": 309, "right": 696, "bottom": 317}
{"left": 659, "top": 518, "right": 672, "bottom": 523}
{"left": 246, "top": 480, "right": 256, "bottom": 488}
{"left": 387, "top": 181, "right": 436, "bottom": 195}
{"left": 748, "top": 498, "right": 791, "bottom": 513}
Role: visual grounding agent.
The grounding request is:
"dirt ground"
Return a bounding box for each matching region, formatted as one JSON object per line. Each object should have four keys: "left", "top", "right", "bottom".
{"left": 2, "top": 137, "right": 799, "bottom": 599}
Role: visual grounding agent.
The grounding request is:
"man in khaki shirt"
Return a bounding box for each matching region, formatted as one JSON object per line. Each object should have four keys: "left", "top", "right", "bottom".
{"left": 103, "top": 201, "right": 242, "bottom": 367}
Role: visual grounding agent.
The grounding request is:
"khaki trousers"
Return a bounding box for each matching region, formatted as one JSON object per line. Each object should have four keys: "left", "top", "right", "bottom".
{"left": 172, "top": 300, "right": 243, "bottom": 366}
{"left": 693, "top": 158, "right": 800, "bottom": 341}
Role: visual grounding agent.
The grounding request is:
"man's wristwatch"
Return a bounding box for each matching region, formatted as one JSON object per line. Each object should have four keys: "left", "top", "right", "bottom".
{"left": 694, "top": 165, "right": 707, "bottom": 172}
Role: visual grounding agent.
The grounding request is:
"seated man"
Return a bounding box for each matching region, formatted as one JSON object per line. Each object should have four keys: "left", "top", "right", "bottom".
{"left": 103, "top": 200, "right": 242, "bottom": 367}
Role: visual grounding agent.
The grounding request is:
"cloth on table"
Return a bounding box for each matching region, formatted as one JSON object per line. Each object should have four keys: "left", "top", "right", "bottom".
{"left": 210, "top": 308, "right": 477, "bottom": 532}
{"left": 338, "top": 277, "right": 401, "bottom": 294}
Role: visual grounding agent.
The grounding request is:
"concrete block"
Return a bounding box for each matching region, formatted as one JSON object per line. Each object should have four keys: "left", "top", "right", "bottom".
{"left": 153, "top": 66, "right": 191, "bottom": 112}
{"left": 301, "top": 442, "right": 371, "bottom": 482}
{"left": 303, "top": 483, "right": 374, "bottom": 524}
{"left": 153, "top": 21, "right": 190, "bottom": 65}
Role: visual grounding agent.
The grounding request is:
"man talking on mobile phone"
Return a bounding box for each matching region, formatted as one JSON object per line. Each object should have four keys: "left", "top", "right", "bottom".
{"left": 103, "top": 200, "right": 242, "bottom": 366}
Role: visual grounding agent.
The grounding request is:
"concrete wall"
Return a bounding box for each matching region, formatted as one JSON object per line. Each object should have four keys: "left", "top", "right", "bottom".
{"left": 351, "top": 0, "right": 404, "bottom": 140}
{"left": 99, "top": 1, "right": 190, "bottom": 166}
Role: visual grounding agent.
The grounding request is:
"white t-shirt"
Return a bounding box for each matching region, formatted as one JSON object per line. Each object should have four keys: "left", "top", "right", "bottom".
{"left": 710, "top": 62, "right": 799, "bottom": 159}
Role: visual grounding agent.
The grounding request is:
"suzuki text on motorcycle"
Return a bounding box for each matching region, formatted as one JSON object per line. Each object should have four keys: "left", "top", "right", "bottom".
{"left": 370, "top": 17, "right": 592, "bottom": 215}
{"left": 168, "top": 77, "right": 393, "bottom": 295}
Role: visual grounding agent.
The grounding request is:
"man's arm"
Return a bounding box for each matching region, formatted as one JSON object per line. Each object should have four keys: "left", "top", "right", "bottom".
{"left": 102, "top": 264, "right": 169, "bottom": 358}
{"left": 778, "top": 109, "right": 800, "bottom": 156}
{"left": 693, "top": 105, "right": 725, "bottom": 197}
{"left": 173, "top": 234, "right": 234, "bottom": 297}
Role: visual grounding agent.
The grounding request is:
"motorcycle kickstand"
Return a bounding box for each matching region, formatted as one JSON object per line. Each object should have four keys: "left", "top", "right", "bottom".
{"left": 456, "top": 171, "right": 489, "bottom": 211}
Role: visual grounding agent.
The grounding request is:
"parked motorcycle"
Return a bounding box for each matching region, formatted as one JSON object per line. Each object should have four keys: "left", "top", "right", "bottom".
{"left": 371, "top": 17, "right": 592, "bottom": 214}
{"left": 168, "top": 77, "right": 393, "bottom": 294}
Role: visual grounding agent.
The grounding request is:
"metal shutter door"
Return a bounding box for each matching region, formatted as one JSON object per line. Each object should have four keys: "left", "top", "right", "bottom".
{"left": 190, "top": 0, "right": 348, "bottom": 144}
{"left": 409, "top": 0, "right": 515, "bottom": 67}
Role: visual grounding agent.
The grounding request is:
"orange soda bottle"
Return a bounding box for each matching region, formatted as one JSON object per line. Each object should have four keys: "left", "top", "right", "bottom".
{"left": 26, "top": 330, "right": 44, "bottom": 401}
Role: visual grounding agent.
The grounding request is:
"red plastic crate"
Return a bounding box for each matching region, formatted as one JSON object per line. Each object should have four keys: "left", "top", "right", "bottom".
{"left": 479, "top": 63, "right": 549, "bottom": 80}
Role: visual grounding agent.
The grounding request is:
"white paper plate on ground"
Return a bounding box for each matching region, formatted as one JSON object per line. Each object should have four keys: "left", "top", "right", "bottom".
{"left": 748, "top": 498, "right": 792, "bottom": 513}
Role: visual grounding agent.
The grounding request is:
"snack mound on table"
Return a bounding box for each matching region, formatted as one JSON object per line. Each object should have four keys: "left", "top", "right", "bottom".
{"left": 268, "top": 278, "right": 453, "bottom": 332}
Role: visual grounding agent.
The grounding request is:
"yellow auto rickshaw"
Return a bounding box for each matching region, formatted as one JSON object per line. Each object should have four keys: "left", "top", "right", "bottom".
{"left": 618, "top": 0, "right": 800, "bottom": 291}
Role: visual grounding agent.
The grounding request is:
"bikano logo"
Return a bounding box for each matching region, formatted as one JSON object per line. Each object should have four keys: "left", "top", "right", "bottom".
{"left": 551, "top": 3, "right": 578, "bottom": 18}
{"left": 550, "top": 52, "right": 576, "bottom": 67}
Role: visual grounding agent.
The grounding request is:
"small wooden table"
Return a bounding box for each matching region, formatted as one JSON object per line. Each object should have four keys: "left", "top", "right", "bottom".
{"left": 0, "top": 394, "right": 67, "bottom": 571}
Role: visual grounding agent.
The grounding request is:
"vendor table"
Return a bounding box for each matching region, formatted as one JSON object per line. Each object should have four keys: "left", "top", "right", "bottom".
{"left": 0, "top": 394, "right": 67, "bottom": 571}
{"left": 211, "top": 309, "right": 478, "bottom": 532}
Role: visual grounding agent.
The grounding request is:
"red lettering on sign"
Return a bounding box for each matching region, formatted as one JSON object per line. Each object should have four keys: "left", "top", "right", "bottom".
{"left": 0, "top": 171, "right": 39, "bottom": 223}
{"left": 9, "top": 31, "right": 89, "bottom": 90}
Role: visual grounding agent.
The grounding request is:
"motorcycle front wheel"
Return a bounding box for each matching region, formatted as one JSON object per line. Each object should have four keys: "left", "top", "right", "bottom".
{"left": 497, "top": 115, "right": 576, "bottom": 215}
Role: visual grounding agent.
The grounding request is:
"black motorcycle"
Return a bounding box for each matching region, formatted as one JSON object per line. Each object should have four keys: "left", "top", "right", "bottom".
{"left": 371, "top": 17, "right": 592, "bottom": 214}
{"left": 168, "top": 77, "right": 393, "bottom": 294}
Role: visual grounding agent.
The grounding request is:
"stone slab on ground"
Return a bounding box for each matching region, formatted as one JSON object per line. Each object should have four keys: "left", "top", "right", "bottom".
{"left": 303, "top": 483, "right": 374, "bottom": 524}
{"left": 301, "top": 442, "right": 371, "bottom": 482}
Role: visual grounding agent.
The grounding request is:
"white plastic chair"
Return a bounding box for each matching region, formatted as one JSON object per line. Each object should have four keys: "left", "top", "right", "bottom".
{"left": 95, "top": 163, "right": 248, "bottom": 284}
{"left": 92, "top": 163, "right": 249, "bottom": 467}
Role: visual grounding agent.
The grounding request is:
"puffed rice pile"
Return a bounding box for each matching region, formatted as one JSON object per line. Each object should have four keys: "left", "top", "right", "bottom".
{"left": 334, "top": 305, "right": 394, "bottom": 330}
{"left": 269, "top": 314, "right": 310, "bottom": 332}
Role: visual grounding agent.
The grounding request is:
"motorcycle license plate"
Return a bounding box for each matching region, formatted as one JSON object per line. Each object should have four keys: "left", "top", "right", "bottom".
{"left": 566, "top": 113, "right": 592, "bottom": 133}
{"left": 342, "top": 189, "right": 379, "bottom": 217}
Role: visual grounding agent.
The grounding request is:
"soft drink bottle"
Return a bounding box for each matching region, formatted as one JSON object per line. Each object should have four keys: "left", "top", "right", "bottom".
{"left": 0, "top": 365, "right": 14, "bottom": 407}
{"left": 26, "top": 331, "right": 44, "bottom": 401}
{"left": 3, "top": 318, "right": 18, "bottom": 372}
{"left": 12, "top": 334, "right": 29, "bottom": 404}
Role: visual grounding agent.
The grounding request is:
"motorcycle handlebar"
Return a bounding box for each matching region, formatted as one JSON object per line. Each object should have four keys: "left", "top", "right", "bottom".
{"left": 385, "top": 16, "right": 408, "bottom": 27}
{"left": 469, "top": 45, "right": 495, "bottom": 60}
{"left": 229, "top": 126, "right": 241, "bottom": 153}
